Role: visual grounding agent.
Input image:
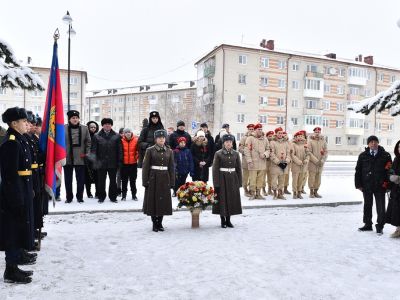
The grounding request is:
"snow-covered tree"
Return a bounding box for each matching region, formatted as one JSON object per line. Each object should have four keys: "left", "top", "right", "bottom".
{"left": 0, "top": 38, "right": 45, "bottom": 91}
{"left": 347, "top": 80, "right": 400, "bottom": 116}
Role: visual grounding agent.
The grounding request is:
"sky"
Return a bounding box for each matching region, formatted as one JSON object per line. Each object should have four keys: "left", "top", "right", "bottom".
{"left": 2, "top": 0, "right": 400, "bottom": 91}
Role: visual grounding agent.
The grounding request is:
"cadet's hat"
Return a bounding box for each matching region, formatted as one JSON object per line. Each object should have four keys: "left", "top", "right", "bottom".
{"left": 367, "top": 135, "right": 379, "bottom": 144}
{"left": 247, "top": 124, "right": 255, "bottom": 129}
{"left": 149, "top": 111, "right": 160, "bottom": 118}
{"left": 266, "top": 130, "right": 274, "bottom": 136}
{"left": 67, "top": 110, "right": 80, "bottom": 120}
{"left": 154, "top": 129, "right": 167, "bottom": 139}
{"left": 177, "top": 137, "right": 187, "bottom": 144}
{"left": 101, "top": 118, "right": 113, "bottom": 126}
{"left": 254, "top": 124, "right": 262, "bottom": 130}
{"left": 222, "top": 134, "right": 235, "bottom": 142}
{"left": 2, "top": 107, "right": 28, "bottom": 123}
{"left": 313, "top": 126, "right": 321, "bottom": 132}
{"left": 177, "top": 120, "right": 185, "bottom": 127}
{"left": 274, "top": 127, "right": 283, "bottom": 134}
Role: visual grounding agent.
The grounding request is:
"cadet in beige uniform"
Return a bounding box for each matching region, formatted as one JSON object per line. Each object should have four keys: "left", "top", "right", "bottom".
{"left": 263, "top": 131, "right": 275, "bottom": 196}
{"left": 238, "top": 124, "right": 254, "bottom": 197}
{"left": 308, "top": 127, "right": 328, "bottom": 198}
{"left": 290, "top": 131, "right": 310, "bottom": 199}
{"left": 282, "top": 131, "right": 292, "bottom": 195}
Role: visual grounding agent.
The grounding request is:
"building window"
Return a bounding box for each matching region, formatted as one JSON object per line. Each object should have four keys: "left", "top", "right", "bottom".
{"left": 367, "top": 70, "right": 371, "bottom": 80}
{"left": 322, "top": 100, "right": 330, "bottom": 110}
{"left": 278, "top": 79, "right": 286, "bottom": 89}
{"left": 364, "top": 121, "right": 369, "bottom": 130}
{"left": 277, "top": 98, "right": 285, "bottom": 107}
{"left": 278, "top": 60, "right": 286, "bottom": 69}
{"left": 31, "top": 90, "right": 43, "bottom": 97}
{"left": 324, "top": 84, "right": 331, "bottom": 93}
{"left": 239, "top": 55, "right": 247, "bottom": 65}
{"left": 0, "top": 88, "right": 6, "bottom": 95}
{"left": 335, "top": 120, "right": 344, "bottom": 128}
{"left": 237, "top": 113, "right": 245, "bottom": 123}
{"left": 307, "top": 64, "right": 318, "bottom": 72}
{"left": 335, "top": 137, "right": 342, "bottom": 145}
{"left": 304, "top": 115, "right": 322, "bottom": 126}
{"left": 306, "top": 99, "right": 319, "bottom": 109}
{"left": 364, "top": 88, "right": 371, "bottom": 97}
{"left": 32, "top": 105, "right": 41, "bottom": 112}
{"left": 276, "top": 116, "right": 284, "bottom": 125}
{"left": 238, "top": 74, "right": 247, "bottom": 84}
{"left": 259, "top": 96, "right": 268, "bottom": 105}
{"left": 336, "top": 102, "right": 345, "bottom": 111}
{"left": 391, "top": 75, "right": 396, "bottom": 83}
{"left": 349, "top": 87, "right": 360, "bottom": 95}
{"left": 349, "top": 119, "right": 364, "bottom": 128}
{"left": 322, "top": 118, "right": 329, "bottom": 127}
{"left": 388, "top": 123, "right": 394, "bottom": 131}
{"left": 70, "top": 92, "right": 78, "bottom": 99}
{"left": 348, "top": 67, "right": 367, "bottom": 78}
{"left": 260, "top": 77, "right": 268, "bottom": 87}
{"left": 347, "top": 136, "right": 358, "bottom": 146}
{"left": 388, "top": 138, "right": 393, "bottom": 146}
{"left": 337, "top": 85, "right": 345, "bottom": 95}
{"left": 304, "top": 79, "right": 321, "bottom": 90}
{"left": 291, "top": 117, "right": 298, "bottom": 126}
{"left": 292, "top": 99, "right": 299, "bottom": 108}
{"left": 259, "top": 115, "right": 267, "bottom": 124}
{"left": 379, "top": 73, "right": 384, "bottom": 81}
{"left": 237, "top": 94, "right": 246, "bottom": 104}
{"left": 94, "top": 116, "right": 100, "bottom": 122}
{"left": 339, "top": 68, "right": 346, "bottom": 77}
{"left": 292, "top": 80, "right": 300, "bottom": 90}
{"left": 149, "top": 95, "right": 158, "bottom": 104}
{"left": 69, "top": 76, "right": 79, "bottom": 85}
{"left": 292, "top": 63, "right": 299, "bottom": 71}
{"left": 376, "top": 122, "right": 382, "bottom": 131}
{"left": 14, "top": 89, "right": 23, "bottom": 97}
{"left": 261, "top": 57, "right": 269, "bottom": 68}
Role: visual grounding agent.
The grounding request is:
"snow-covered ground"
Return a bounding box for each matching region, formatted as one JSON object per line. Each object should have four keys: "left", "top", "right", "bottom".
{"left": 1, "top": 205, "right": 399, "bottom": 300}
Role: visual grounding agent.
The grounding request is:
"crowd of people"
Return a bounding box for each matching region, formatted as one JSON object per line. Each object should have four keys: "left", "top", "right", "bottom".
{"left": 1, "top": 107, "right": 400, "bottom": 284}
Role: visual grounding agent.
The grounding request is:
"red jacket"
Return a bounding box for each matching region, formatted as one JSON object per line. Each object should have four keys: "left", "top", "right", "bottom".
{"left": 121, "top": 136, "right": 139, "bottom": 164}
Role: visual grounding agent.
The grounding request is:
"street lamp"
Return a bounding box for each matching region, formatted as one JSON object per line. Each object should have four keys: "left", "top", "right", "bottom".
{"left": 62, "top": 11, "right": 76, "bottom": 111}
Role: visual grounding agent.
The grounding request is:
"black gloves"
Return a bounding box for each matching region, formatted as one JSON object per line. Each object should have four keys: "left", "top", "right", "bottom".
{"left": 278, "top": 162, "right": 288, "bottom": 170}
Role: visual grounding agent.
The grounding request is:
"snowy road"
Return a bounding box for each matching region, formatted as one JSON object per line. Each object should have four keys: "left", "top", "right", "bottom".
{"left": 1, "top": 205, "right": 399, "bottom": 300}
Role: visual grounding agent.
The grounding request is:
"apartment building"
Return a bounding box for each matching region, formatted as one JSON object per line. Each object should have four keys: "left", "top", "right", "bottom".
{"left": 85, "top": 81, "right": 197, "bottom": 134}
{"left": 194, "top": 41, "right": 400, "bottom": 154}
{"left": 0, "top": 66, "right": 88, "bottom": 125}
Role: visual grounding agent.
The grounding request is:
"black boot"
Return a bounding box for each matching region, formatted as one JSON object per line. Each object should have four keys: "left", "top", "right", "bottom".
{"left": 16, "top": 266, "right": 33, "bottom": 277}
{"left": 3, "top": 264, "right": 32, "bottom": 284}
{"left": 220, "top": 216, "right": 227, "bottom": 228}
{"left": 121, "top": 193, "right": 127, "bottom": 201}
{"left": 151, "top": 217, "right": 158, "bottom": 232}
{"left": 21, "top": 249, "right": 37, "bottom": 259}
{"left": 358, "top": 224, "right": 373, "bottom": 232}
{"left": 17, "top": 251, "right": 36, "bottom": 265}
{"left": 226, "top": 216, "right": 234, "bottom": 228}
{"left": 376, "top": 224, "right": 383, "bottom": 236}
{"left": 157, "top": 216, "right": 164, "bottom": 231}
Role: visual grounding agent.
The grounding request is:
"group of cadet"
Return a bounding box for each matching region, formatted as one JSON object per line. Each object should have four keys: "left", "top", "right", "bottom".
{"left": 239, "top": 123, "right": 328, "bottom": 201}
{"left": 0, "top": 107, "right": 48, "bottom": 284}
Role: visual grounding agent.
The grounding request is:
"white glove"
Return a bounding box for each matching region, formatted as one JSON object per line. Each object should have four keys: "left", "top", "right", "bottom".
{"left": 390, "top": 175, "right": 400, "bottom": 184}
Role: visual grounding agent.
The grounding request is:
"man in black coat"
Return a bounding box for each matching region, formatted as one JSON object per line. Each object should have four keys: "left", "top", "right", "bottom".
{"left": 355, "top": 135, "right": 392, "bottom": 235}
{"left": 200, "top": 122, "right": 215, "bottom": 162}
{"left": 168, "top": 120, "right": 192, "bottom": 150}
{"left": 0, "top": 107, "right": 36, "bottom": 284}
{"left": 215, "top": 123, "right": 237, "bottom": 152}
{"left": 91, "top": 118, "right": 122, "bottom": 203}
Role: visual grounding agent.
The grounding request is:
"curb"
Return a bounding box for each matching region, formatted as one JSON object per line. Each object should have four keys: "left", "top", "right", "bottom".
{"left": 48, "top": 200, "right": 362, "bottom": 216}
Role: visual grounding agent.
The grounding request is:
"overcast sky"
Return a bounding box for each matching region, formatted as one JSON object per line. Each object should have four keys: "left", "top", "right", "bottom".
{"left": 2, "top": 0, "right": 400, "bottom": 90}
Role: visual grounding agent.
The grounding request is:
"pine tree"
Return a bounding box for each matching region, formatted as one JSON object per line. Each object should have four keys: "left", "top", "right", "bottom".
{"left": 0, "top": 38, "right": 44, "bottom": 91}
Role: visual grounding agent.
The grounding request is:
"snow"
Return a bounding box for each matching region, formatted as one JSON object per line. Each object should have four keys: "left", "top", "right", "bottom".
{"left": 3, "top": 160, "right": 400, "bottom": 299}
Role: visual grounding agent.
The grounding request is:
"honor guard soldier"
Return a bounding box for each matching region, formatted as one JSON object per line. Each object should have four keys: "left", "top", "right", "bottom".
{"left": 0, "top": 107, "right": 36, "bottom": 284}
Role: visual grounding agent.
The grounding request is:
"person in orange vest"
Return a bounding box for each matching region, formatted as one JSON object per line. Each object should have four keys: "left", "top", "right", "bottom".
{"left": 120, "top": 128, "right": 139, "bottom": 201}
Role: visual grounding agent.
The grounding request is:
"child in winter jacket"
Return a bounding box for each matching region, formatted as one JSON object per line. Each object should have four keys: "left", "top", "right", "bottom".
{"left": 120, "top": 128, "right": 139, "bottom": 201}
{"left": 173, "top": 137, "right": 195, "bottom": 195}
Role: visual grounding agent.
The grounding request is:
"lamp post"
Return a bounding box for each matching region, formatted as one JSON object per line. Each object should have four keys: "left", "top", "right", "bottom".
{"left": 62, "top": 11, "right": 76, "bottom": 111}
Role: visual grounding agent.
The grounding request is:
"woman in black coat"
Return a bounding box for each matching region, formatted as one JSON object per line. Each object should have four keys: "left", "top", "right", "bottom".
{"left": 386, "top": 140, "right": 400, "bottom": 238}
{"left": 138, "top": 111, "right": 164, "bottom": 168}
{"left": 191, "top": 130, "right": 212, "bottom": 183}
{"left": 85, "top": 121, "right": 99, "bottom": 198}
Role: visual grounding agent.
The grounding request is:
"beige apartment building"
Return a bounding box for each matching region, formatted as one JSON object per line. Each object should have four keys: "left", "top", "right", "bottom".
{"left": 0, "top": 66, "right": 87, "bottom": 125}
{"left": 194, "top": 41, "right": 400, "bottom": 154}
{"left": 85, "top": 81, "right": 197, "bottom": 134}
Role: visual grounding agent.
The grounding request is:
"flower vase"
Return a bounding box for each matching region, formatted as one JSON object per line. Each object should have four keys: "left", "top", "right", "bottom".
{"left": 190, "top": 208, "right": 202, "bottom": 228}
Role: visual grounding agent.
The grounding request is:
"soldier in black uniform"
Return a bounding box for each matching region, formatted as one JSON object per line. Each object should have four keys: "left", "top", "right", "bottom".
{"left": 0, "top": 107, "right": 36, "bottom": 284}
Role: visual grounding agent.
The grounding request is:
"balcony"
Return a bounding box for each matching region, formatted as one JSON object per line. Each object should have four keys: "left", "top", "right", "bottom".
{"left": 304, "top": 89, "right": 324, "bottom": 98}
{"left": 203, "top": 94, "right": 214, "bottom": 105}
{"left": 305, "top": 71, "right": 324, "bottom": 79}
{"left": 204, "top": 66, "right": 215, "bottom": 78}
{"left": 203, "top": 84, "right": 215, "bottom": 94}
{"left": 345, "top": 111, "right": 365, "bottom": 136}
{"left": 347, "top": 76, "right": 367, "bottom": 86}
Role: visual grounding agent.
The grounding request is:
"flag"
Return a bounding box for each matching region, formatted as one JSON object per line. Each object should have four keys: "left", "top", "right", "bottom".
{"left": 39, "top": 40, "right": 66, "bottom": 203}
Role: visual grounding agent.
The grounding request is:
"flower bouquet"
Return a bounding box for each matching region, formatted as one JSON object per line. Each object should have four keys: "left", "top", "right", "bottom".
{"left": 177, "top": 181, "right": 216, "bottom": 228}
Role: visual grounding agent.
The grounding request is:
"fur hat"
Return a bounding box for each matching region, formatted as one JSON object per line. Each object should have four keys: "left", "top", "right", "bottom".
{"left": 149, "top": 111, "right": 160, "bottom": 119}
{"left": 367, "top": 135, "right": 379, "bottom": 144}
{"left": 177, "top": 120, "right": 185, "bottom": 127}
{"left": 274, "top": 127, "right": 283, "bottom": 134}
{"left": 177, "top": 137, "right": 187, "bottom": 144}
{"left": 196, "top": 130, "right": 206, "bottom": 138}
{"left": 26, "top": 110, "right": 36, "bottom": 124}
{"left": 222, "top": 134, "right": 235, "bottom": 142}
{"left": 2, "top": 107, "right": 28, "bottom": 123}
{"left": 67, "top": 110, "right": 80, "bottom": 120}
{"left": 154, "top": 129, "right": 167, "bottom": 139}
{"left": 101, "top": 118, "right": 113, "bottom": 126}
